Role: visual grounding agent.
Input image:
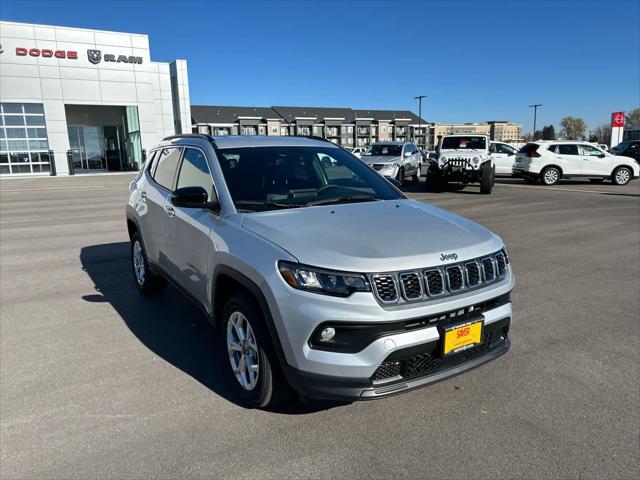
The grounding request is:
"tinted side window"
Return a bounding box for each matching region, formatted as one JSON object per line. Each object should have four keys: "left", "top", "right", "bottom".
{"left": 153, "top": 148, "right": 181, "bottom": 189}
{"left": 176, "top": 148, "right": 216, "bottom": 201}
{"left": 547, "top": 145, "right": 557, "bottom": 153}
{"left": 146, "top": 150, "right": 158, "bottom": 175}
{"left": 558, "top": 144, "right": 579, "bottom": 155}
{"left": 497, "top": 143, "right": 516, "bottom": 154}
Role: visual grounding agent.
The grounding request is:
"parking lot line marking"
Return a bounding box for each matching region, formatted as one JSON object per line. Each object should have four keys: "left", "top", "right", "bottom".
{"left": 497, "top": 183, "right": 635, "bottom": 195}
{"left": 0, "top": 185, "right": 106, "bottom": 193}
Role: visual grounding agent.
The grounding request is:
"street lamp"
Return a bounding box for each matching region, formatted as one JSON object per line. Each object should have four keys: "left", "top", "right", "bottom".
{"left": 529, "top": 104, "right": 542, "bottom": 140}
{"left": 414, "top": 95, "right": 426, "bottom": 148}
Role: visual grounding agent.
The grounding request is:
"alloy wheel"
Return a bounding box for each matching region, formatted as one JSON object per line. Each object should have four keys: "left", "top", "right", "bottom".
{"left": 543, "top": 169, "right": 559, "bottom": 185}
{"left": 226, "top": 311, "right": 260, "bottom": 391}
{"left": 132, "top": 240, "right": 145, "bottom": 286}
{"left": 615, "top": 168, "right": 630, "bottom": 185}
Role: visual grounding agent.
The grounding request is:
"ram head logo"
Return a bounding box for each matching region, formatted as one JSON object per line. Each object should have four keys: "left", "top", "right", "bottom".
{"left": 87, "top": 49, "right": 102, "bottom": 64}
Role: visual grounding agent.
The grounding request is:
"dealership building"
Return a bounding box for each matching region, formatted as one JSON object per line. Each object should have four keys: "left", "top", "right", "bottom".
{"left": 0, "top": 20, "right": 191, "bottom": 176}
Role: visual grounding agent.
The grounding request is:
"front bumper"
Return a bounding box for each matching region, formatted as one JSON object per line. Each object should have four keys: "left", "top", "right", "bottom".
{"left": 285, "top": 315, "right": 511, "bottom": 401}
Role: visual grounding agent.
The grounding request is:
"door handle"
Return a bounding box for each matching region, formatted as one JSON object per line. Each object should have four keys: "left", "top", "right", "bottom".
{"left": 164, "top": 205, "right": 175, "bottom": 217}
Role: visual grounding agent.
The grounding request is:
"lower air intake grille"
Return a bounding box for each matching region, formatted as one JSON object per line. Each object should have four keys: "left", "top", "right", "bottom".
{"left": 400, "top": 272, "right": 423, "bottom": 300}
{"left": 404, "top": 353, "right": 441, "bottom": 379}
{"left": 372, "top": 275, "right": 398, "bottom": 303}
{"left": 371, "top": 361, "right": 401, "bottom": 382}
{"left": 424, "top": 269, "right": 444, "bottom": 296}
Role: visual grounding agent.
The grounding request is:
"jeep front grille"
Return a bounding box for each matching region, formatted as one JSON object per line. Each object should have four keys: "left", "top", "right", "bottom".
{"left": 424, "top": 269, "right": 445, "bottom": 296}
{"left": 446, "top": 265, "right": 464, "bottom": 292}
{"left": 370, "top": 250, "right": 509, "bottom": 305}
{"left": 372, "top": 275, "right": 398, "bottom": 303}
{"left": 399, "top": 272, "right": 423, "bottom": 300}
{"left": 482, "top": 257, "right": 496, "bottom": 282}
{"left": 465, "top": 261, "right": 481, "bottom": 287}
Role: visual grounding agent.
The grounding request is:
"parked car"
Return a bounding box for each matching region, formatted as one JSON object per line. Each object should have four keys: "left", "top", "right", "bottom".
{"left": 610, "top": 140, "right": 640, "bottom": 163}
{"left": 360, "top": 141, "right": 421, "bottom": 185}
{"left": 513, "top": 141, "right": 639, "bottom": 185}
{"left": 126, "top": 134, "right": 514, "bottom": 408}
{"left": 427, "top": 134, "right": 494, "bottom": 194}
{"left": 489, "top": 141, "right": 518, "bottom": 176}
{"left": 351, "top": 147, "right": 367, "bottom": 158}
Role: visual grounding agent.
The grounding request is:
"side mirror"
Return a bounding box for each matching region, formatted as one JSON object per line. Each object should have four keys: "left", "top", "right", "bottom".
{"left": 598, "top": 153, "right": 606, "bottom": 158}
{"left": 171, "top": 186, "right": 209, "bottom": 209}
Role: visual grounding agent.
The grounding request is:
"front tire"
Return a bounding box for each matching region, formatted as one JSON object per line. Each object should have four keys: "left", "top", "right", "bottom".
{"left": 395, "top": 167, "right": 404, "bottom": 187}
{"left": 480, "top": 163, "right": 494, "bottom": 194}
{"left": 541, "top": 166, "right": 561, "bottom": 185}
{"left": 221, "top": 294, "right": 288, "bottom": 408}
{"left": 130, "top": 231, "right": 166, "bottom": 295}
{"left": 612, "top": 166, "right": 632, "bottom": 186}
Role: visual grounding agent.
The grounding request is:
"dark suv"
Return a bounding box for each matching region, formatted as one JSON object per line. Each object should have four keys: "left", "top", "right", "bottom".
{"left": 611, "top": 140, "right": 640, "bottom": 163}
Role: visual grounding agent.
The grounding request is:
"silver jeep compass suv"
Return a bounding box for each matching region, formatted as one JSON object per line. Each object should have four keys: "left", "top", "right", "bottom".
{"left": 126, "top": 134, "right": 514, "bottom": 407}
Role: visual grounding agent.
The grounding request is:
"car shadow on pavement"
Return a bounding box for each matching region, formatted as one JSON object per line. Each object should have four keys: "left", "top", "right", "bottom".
{"left": 79, "top": 242, "right": 341, "bottom": 415}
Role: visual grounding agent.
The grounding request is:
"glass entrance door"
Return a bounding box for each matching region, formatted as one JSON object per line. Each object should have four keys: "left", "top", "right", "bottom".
{"left": 67, "top": 126, "right": 106, "bottom": 172}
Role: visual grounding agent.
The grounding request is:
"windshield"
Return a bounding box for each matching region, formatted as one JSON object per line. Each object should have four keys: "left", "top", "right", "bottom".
{"left": 363, "top": 144, "right": 402, "bottom": 156}
{"left": 217, "top": 146, "right": 402, "bottom": 212}
{"left": 441, "top": 136, "right": 487, "bottom": 150}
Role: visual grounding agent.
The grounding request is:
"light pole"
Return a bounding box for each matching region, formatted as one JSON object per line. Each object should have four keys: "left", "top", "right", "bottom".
{"left": 529, "top": 104, "right": 542, "bottom": 140}
{"left": 414, "top": 95, "right": 426, "bottom": 148}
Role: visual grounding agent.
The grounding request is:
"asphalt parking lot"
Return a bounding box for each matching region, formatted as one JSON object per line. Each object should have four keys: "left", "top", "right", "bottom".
{"left": 1, "top": 174, "right": 639, "bottom": 479}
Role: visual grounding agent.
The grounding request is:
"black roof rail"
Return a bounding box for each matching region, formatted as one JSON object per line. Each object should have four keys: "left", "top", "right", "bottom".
{"left": 162, "top": 133, "right": 213, "bottom": 141}
{"left": 303, "top": 135, "right": 334, "bottom": 143}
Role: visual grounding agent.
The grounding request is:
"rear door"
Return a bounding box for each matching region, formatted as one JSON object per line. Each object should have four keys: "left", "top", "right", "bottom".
{"left": 554, "top": 144, "right": 582, "bottom": 175}
{"left": 580, "top": 144, "right": 610, "bottom": 176}
{"left": 144, "top": 147, "right": 182, "bottom": 268}
{"left": 166, "top": 147, "right": 216, "bottom": 306}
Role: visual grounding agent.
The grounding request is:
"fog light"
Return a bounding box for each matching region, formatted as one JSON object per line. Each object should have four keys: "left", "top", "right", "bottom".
{"left": 319, "top": 327, "right": 336, "bottom": 342}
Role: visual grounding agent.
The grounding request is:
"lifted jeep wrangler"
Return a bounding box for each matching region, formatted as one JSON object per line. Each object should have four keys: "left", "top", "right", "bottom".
{"left": 426, "top": 134, "right": 495, "bottom": 194}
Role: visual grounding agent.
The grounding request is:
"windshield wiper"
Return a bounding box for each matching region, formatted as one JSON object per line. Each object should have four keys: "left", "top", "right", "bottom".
{"left": 306, "top": 195, "right": 377, "bottom": 206}
{"left": 235, "top": 200, "right": 304, "bottom": 211}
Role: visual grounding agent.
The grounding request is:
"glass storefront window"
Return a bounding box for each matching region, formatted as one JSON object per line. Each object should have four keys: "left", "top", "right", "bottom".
{"left": 0, "top": 103, "right": 50, "bottom": 175}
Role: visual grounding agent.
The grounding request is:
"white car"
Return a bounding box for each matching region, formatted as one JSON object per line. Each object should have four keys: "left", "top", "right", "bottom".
{"left": 489, "top": 141, "right": 518, "bottom": 176}
{"left": 351, "top": 147, "right": 367, "bottom": 158}
{"left": 513, "top": 141, "right": 639, "bottom": 186}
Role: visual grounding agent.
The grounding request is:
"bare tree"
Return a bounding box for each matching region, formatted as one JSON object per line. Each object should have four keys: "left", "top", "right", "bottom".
{"left": 560, "top": 116, "right": 587, "bottom": 140}
{"left": 626, "top": 108, "right": 640, "bottom": 127}
{"left": 593, "top": 123, "right": 611, "bottom": 145}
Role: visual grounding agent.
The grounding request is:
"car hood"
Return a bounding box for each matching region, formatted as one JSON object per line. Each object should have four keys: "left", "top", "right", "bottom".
{"left": 241, "top": 199, "right": 502, "bottom": 272}
{"left": 361, "top": 155, "right": 401, "bottom": 165}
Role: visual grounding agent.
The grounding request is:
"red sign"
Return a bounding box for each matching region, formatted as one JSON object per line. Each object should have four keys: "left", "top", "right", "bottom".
{"left": 611, "top": 112, "right": 625, "bottom": 127}
{"left": 15, "top": 47, "right": 77, "bottom": 59}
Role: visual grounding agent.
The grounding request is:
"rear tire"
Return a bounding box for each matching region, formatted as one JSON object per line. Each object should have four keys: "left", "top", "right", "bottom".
{"left": 480, "top": 163, "right": 494, "bottom": 194}
{"left": 425, "top": 169, "right": 444, "bottom": 192}
{"left": 221, "top": 294, "right": 289, "bottom": 408}
{"left": 395, "top": 167, "right": 404, "bottom": 187}
{"left": 130, "top": 231, "right": 166, "bottom": 295}
{"left": 612, "top": 166, "right": 632, "bottom": 186}
{"left": 541, "top": 166, "right": 561, "bottom": 185}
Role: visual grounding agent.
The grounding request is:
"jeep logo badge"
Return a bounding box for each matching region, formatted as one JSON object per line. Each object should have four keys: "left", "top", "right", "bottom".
{"left": 87, "top": 49, "right": 101, "bottom": 64}
{"left": 440, "top": 253, "right": 458, "bottom": 261}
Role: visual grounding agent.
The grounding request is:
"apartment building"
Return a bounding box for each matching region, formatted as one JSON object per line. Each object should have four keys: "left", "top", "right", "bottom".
{"left": 191, "top": 105, "right": 430, "bottom": 149}
{"left": 487, "top": 120, "right": 522, "bottom": 142}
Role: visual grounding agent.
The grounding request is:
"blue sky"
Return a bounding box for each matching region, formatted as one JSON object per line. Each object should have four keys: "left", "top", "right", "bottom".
{"left": 1, "top": 0, "right": 638, "bottom": 134}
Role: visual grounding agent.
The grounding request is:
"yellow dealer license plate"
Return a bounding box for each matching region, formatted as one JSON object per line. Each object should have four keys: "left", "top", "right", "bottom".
{"left": 443, "top": 320, "right": 483, "bottom": 356}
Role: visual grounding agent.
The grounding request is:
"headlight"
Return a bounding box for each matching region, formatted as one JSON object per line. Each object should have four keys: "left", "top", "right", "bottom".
{"left": 439, "top": 156, "right": 447, "bottom": 165}
{"left": 472, "top": 157, "right": 479, "bottom": 165}
{"left": 278, "top": 261, "right": 370, "bottom": 297}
